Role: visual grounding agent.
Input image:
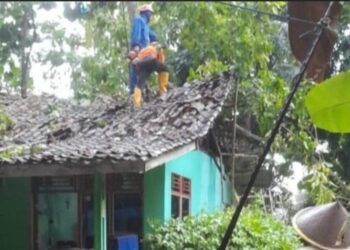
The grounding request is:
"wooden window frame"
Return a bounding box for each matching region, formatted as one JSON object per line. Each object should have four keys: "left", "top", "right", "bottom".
{"left": 171, "top": 173, "right": 191, "bottom": 219}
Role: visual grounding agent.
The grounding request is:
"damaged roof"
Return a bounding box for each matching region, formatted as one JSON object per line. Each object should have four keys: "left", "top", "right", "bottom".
{"left": 0, "top": 72, "right": 233, "bottom": 172}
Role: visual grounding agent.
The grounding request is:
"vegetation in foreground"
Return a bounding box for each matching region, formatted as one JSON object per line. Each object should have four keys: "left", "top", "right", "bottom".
{"left": 144, "top": 198, "right": 302, "bottom": 250}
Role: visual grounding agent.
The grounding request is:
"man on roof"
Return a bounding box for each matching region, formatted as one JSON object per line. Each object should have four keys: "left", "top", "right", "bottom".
{"left": 128, "top": 4, "right": 158, "bottom": 97}
{"left": 128, "top": 41, "right": 169, "bottom": 108}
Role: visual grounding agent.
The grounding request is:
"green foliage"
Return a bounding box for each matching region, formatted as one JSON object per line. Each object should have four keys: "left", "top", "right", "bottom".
{"left": 153, "top": 2, "right": 283, "bottom": 86}
{"left": 95, "top": 118, "right": 107, "bottom": 128}
{"left": 69, "top": 2, "right": 130, "bottom": 100}
{"left": 300, "top": 161, "right": 336, "bottom": 204}
{"left": 267, "top": 81, "right": 319, "bottom": 166}
{"left": 0, "top": 111, "right": 14, "bottom": 136}
{"left": 305, "top": 69, "right": 350, "bottom": 133}
{"left": 29, "top": 144, "right": 44, "bottom": 155}
{"left": 330, "top": 2, "right": 350, "bottom": 74}
{"left": 320, "top": 132, "right": 350, "bottom": 182}
{"left": 188, "top": 60, "right": 228, "bottom": 81}
{"left": 0, "top": 2, "right": 38, "bottom": 94}
{"left": 307, "top": 3, "right": 350, "bottom": 208}
{"left": 144, "top": 198, "right": 302, "bottom": 250}
{"left": 0, "top": 144, "right": 44, "bottom": 161}
{"left": 0, "top": 145, "right": 25, "bottom": 161}
{"left": 314, "top": 3, "right": 350, "bottom": 196}
{"left": 255, "top": 73, "right": 289, "bottom": 136}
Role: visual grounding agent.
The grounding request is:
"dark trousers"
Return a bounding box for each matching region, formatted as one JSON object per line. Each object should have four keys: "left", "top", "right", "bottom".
{"left": 135, "top": 57, "right": 168, "bottom": 89}
{"left": 129, "top": 62, "right": 138, "bottom": 95}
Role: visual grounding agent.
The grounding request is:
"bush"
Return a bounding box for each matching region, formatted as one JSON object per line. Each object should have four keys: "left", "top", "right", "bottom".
{"left": 144, "top": 200, "right": 302, "bottom": 250}
{"left": 0, "top": 112, "right": 14, "bottom": 136}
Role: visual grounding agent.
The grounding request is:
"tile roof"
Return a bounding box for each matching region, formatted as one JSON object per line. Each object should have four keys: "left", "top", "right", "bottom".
{"left": 0, "top": 72, "right": 233, "bottom": 167}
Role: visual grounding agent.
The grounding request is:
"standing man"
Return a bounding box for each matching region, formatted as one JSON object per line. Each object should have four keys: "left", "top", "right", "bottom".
{"left": 128, "top": 4, "right": 158, "bottom": 97}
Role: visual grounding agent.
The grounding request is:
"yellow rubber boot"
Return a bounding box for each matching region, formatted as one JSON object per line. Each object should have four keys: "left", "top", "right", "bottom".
{"left": 133, "top": 87, "right": 142, "bottom": 108}
{"left": 158, "top": 72, "right": 169, "bottom": 96}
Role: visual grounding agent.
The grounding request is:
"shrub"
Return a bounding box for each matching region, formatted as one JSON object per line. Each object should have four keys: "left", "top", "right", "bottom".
{"left": 0, "top": 112, "right": 14, "bottom": 136}
{"left": 144, "top": 200, "right": 302, "bottom": 250}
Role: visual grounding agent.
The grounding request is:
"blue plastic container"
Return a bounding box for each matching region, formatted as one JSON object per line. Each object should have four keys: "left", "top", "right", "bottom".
{"left": 113, "top": 234, "right": 139, "bottom": 250}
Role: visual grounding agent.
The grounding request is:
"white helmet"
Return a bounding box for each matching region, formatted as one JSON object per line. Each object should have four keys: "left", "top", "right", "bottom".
{"left": 138, "top": 4, "right": 153, "bottom": 13}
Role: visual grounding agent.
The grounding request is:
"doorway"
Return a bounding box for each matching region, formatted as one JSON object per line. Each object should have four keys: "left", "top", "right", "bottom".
{"left": 33, "top": 176, "right": 94, "bottom": 250}
{"left": 37, "top": 192, "right": 78, "bottom": 249}
{"left": 107, "top": 173, "right": 143, "bottom": 250}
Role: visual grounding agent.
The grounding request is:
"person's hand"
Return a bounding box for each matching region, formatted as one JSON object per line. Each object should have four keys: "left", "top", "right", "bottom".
{"left": 133, "top": 46, "right": 140, "bottom": 53}
{"left": 127, "top": 50, "right": 137, "bottom": 60}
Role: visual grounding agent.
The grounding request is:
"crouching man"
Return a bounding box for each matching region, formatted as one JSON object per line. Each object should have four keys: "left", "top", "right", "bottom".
{"left": 128, "top": 42, "right": 169, "bottom": 108}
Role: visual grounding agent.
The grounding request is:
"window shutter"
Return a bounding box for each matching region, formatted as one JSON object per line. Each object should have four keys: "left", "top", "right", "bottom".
{"left": 172, "top": 174, "right": 181, "bottom": 193}
{"left": 182, "top": 177, "right": 191, "bottom": 196}
{"left": 171, "top": 173, "right": 191, "bottom": 219}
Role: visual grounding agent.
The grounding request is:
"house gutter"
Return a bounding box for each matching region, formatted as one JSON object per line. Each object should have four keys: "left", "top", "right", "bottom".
{"left": 0, "top": 141, "right": 198, "bottom": 177}
{"left": 0, "top": 159, "right": 144, "bottom": 177}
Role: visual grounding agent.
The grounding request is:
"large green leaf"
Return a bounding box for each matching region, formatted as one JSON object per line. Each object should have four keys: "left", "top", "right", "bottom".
{"left": 305, "top": 69, "right": 350, "bottom": 133}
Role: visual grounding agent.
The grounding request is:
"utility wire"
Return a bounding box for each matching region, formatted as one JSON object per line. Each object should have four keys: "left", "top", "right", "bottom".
{"left": 217, "top": 1, "right": 321, "bottom": 27}
{"left": 217, "top": 2, "right": 335, "bottom": 249}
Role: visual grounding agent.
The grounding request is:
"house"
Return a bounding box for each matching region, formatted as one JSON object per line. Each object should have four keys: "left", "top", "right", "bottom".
{"left": 0, "top": 72, "right": 260, "bottom": 250}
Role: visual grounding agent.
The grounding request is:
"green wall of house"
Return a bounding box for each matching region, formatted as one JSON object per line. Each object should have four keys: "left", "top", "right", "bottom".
{"left": 0, "top": 151, "right": 232, "bottom": 247}
{"left": 143, "top": 166, "right": 165, "bottom": 234}
{"left": 143, "top": 150, "right": 232, "bottom": 234}
{"left": 0, "top": 177, "right": 32, "bottom": 250}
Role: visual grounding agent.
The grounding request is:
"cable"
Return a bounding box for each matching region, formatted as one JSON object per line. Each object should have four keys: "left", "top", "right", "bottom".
{"left": 217, "top": 2, "right": 335, "bottom": 249}
{"left": 217, "top": 1, "right": 321, "bottom": 27}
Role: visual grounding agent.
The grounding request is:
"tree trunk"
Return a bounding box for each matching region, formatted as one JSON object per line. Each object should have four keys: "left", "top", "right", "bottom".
{"left": 20, "top": 5, "right": 36, "bottom": 99}
{"left": 20, "top": 51, "right": 30, "bottom": 98}
{"left": 20, "top": 11, "right": 29, "bottom": 98}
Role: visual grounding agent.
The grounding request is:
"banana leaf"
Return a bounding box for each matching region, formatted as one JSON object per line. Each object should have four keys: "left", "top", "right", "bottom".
{"left": 305, "top": 69, "right": 350, "bottom": 133}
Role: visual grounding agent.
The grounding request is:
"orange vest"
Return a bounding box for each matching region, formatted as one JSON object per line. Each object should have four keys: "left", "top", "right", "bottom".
{"left": 137, "top": 45, "right": 165, "bottom": 63}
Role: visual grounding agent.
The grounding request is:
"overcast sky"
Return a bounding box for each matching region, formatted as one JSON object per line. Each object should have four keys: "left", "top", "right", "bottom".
{"left": 31, "top": 2, "right": 84, "bottom": 99}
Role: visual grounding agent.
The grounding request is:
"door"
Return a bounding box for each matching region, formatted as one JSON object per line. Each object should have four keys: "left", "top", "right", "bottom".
{"left": 37, "top": 192, "right": 78, "bottom": 249}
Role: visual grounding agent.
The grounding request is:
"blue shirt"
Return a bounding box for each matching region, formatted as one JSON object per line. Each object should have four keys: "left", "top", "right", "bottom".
{"left": 130, "top": 13, "right": 157, "bottom": 49}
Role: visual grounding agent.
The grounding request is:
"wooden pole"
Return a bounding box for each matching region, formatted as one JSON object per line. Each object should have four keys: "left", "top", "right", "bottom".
{"left": 93, "top": 174, "right": 107, "bottom": 250}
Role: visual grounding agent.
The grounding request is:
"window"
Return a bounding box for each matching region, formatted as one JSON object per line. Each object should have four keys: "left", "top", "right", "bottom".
{"left": 171, "top": 173, "right": 191, "bottom": 219}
